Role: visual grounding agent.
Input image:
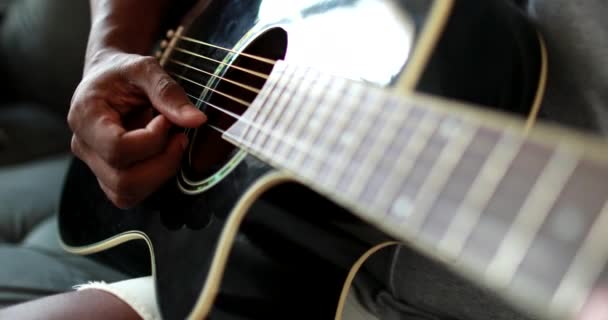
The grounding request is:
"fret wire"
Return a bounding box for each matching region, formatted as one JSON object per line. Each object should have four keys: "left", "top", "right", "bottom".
{"left": 282, "top": 73, "right": 333, "bottom": 172}
{"left": 319, "top": 83, "right": 369, "bottom": 189}
{"left": 374, "top": 113, "right": 440, "bottom": 217}
{"left": 246, "top": 64, "right": 296, "bottom": 147}
{"left": 318, "top": 88, "right": 382, "bottom": 192}
{"left": 251, "top": 64, "right": 300, "bottom": 151}
{"left": 237, "top": 64, "right": 286, "bottom": 142}
{"left": 264, "top": 66, "right": 312, "bottom": 157}
{"left": 344, "top": 96, "right": 408, "bottom": 198}
{"left": 220, "top": 61, "right": 608, "bottom": 320}
{"left": 402, "top": 124, "right": 478, "bottom": 235}
{"left": 298, "top": 77, "right": 350, "bottom": 177}
{"left": 485, "top": 146, "right": 580, "bottom": 288}
{"left": 289, "top": 77, "right": 335, "bottom": 176}
{"left": 437, "top": 132, "right": 523, "bottom": 258}
{"left": 276, "top": 83, "right": 386, "bottom": 165}
{"left": 550, "top": 200, "right": 608, "bottom": 317}
{"left": 240, "top": 69, "right": 323, "bottom": 162}
{"left": 273, "top": 77, "right": 369, "bottom": 161}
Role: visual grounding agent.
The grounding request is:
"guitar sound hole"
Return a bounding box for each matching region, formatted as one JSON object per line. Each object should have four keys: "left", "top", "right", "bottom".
{"left": 176, "top": 28, "right": 288, "bottom": 188}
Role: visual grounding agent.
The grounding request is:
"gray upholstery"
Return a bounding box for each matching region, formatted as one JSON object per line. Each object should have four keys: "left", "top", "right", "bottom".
{"left": 0, "top": 0, "right": 90, "bottom": 167}
{"left": 0, "top": 103, "right": 71, "bottom": 167}
{"left": 0, "top": 154, "right": 69, "bottom": 244}
{"left": 0, "top": 0, "right": 90, "bottom": 114}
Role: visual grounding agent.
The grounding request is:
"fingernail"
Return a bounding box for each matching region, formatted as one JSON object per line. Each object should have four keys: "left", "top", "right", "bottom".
{"left": 180, "top": 104, "right": 201, "bottom": 115}
{"left": 180, "top": 105, "right": 207, "bottom": 123}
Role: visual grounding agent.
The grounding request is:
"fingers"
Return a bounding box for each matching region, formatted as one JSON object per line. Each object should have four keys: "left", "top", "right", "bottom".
{"left": 71, "top": 100, "right": 173, "bottom": 168}
{"left": 72, "top": 133, "right": 188, "bottom": 209}
{"left": 110, "top": 114, "right": 173, "bottom": 167}
{"left": 126, "top": 56, "right": 207, "bottom": 128}
{"left": 67, "top": 52, "right": 207, "bottom": 208}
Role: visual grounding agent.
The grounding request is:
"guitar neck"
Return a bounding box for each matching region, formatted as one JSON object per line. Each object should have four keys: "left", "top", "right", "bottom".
{"left": 224, "top": 61, "right": 608, "bottom": 320}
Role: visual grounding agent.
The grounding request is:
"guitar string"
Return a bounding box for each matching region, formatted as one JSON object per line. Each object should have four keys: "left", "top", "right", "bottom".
{"left": 183, "top": 90, "right": 316, "bottom": 154}
{"left": 185, "top": 93, "right": 244, "bottom": 121}
{"left": 163, "top": 44, "right": 282, "bottom": 108}
{"left": 177, "top": 35, "right": 277, "bottom": 65}
{"left": 164, "top": 42, "right": 472, "bottom": 159}
{"left": 163, "top": 43, "right": 261, "bottom": 134}
{"left": 172, "top": 47, "right": 269, "bottom": 80}
{"left": 163, "top": 43, "right": 307, "bottom": 140}
{"left": 168, "top": 58, "right": 260, "bottom": 94}
{"left": 167, "top": 42, "right": 449, "bottom": 157}
{"left": 169, "top": 71, "right": 251, "bottom": 107}
{"left": 168, "top": 42, "right": 292, "bottom": 140}
{"left": 167, "top": 37, "right": 498, "bottom": 169}
{"left": 171, "top": 34, "right": 577, "bottom": 244}
{"left": 165, "top": 47, "right": 424, "bottom": 164}
{"left": 170, "top": 55, "right": 342, "bottom": 152}
{"left": 172, "top": 38, "right": 573, "bottom": 241}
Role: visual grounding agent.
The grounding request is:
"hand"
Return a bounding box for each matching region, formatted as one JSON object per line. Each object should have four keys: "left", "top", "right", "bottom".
{"left": 68, "top": 49, "right": 206, "bottom": 208}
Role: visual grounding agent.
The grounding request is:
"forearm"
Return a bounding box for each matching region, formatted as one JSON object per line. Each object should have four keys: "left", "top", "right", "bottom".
{"left": 86, "top": 0, "right": 172, "bottom": 64}
{"left": 0, "top": 289, "right": 141, "bottom": 320}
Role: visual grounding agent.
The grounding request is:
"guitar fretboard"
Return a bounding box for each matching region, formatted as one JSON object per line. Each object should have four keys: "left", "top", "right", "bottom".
{"left": 224, "top": 61, "right": 608, "bottom": 320}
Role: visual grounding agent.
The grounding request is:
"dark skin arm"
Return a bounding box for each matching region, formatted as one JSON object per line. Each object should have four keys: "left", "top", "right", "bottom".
{"left": 68, "top": 0, "right": 206, "bottom": 209}
{"left": 0, "top": 290, "right": 141, "bottom": 320}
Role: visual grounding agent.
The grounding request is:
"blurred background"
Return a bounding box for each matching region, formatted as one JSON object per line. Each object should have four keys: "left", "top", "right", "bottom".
{"left": 0, "top": 0, "right": 89, "bottom": 167}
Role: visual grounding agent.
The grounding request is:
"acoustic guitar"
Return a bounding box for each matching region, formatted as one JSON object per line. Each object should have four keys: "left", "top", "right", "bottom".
{"left": 58, "top": 0, "right": 608, "bottom": 319}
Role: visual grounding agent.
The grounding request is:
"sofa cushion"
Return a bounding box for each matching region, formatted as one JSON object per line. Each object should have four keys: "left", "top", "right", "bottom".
{"left": 0, "top": 103, "right": 71, "bottom": 167}
{"left": 0, "top": 0, "right": 90, "bottom": 114}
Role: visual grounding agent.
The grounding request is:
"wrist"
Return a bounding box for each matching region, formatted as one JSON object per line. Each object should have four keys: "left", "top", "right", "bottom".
{"left": 84, "top": 0, "right": 172, "bottom": 69}
{"left": 83, "top": 46, "right": 123, "bottom": 75}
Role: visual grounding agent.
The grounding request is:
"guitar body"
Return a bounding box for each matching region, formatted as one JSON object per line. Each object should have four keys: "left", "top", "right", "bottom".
{"left": 59, "top": 1, "right": 545, "bottom": 319}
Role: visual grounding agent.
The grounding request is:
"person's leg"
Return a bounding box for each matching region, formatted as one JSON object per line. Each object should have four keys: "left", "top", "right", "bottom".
{"left": 0, "top": 154, "right": 69, "bottom": 243}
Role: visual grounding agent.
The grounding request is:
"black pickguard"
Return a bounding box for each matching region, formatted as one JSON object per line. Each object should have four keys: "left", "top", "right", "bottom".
{"left": 59, "top": 0, "right": 543, "bottom": 318}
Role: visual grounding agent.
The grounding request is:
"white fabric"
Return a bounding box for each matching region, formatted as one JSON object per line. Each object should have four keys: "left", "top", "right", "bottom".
{"left": 74, "top": 276, "right": 161, "bottom": 320}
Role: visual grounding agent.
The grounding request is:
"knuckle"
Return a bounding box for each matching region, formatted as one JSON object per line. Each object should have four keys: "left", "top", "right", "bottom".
{"left": 112, "top": 196, "right": 137, "bottom": 209}
{"left": 133, "top": 55, "right": 159, "bottom": 74}
{"left": 103, "top": 146, "right": 125, "bottom": 168}
{"left": 155, "top": 75, "right": 177, "bottom": 101}
{"left": 66, "top": 111, "right": 77, "bottom": 131}
{"left": 70, "top": 135, "right": 79, "bottom": 154}
{"left": 67, "top": 93, "right": 85, "bottom": 131}
{"left": 70, "top": 136, "right": 87, "bottom": 161}
{"left": 107, "top": 171, "right": 134, "bottom": 199}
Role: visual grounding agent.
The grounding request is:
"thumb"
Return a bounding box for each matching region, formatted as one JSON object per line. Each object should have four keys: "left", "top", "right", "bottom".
{"left": 128, "top": 56, "right": 207, "bottom": 128}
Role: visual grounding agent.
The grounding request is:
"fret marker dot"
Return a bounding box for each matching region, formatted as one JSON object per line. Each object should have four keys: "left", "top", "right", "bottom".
{"left": 341, "top": 132, "right": 355, "bottom": 146}
{"left": 392, "top": 196, "right": 413, "bottom": 218}
{"left": 439, "top": 119, "right": 461, "bottom": 138}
